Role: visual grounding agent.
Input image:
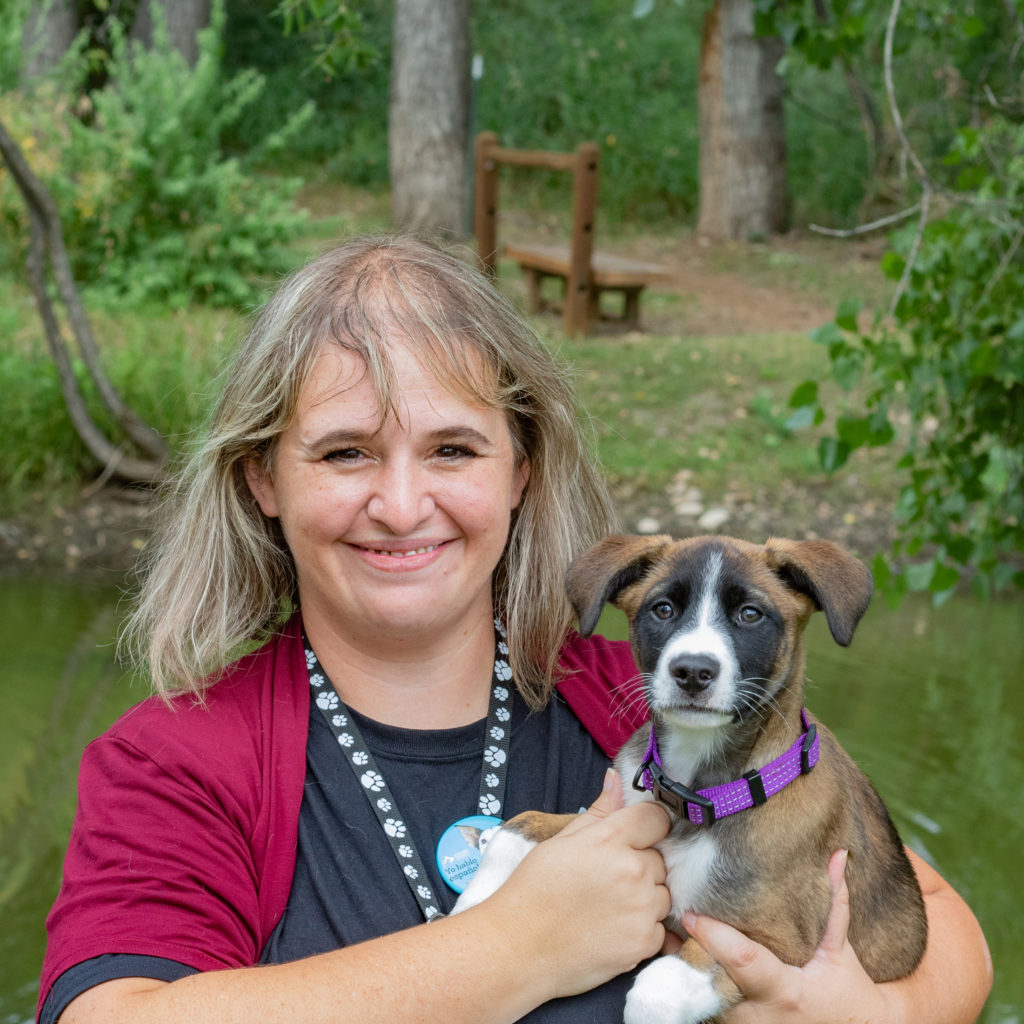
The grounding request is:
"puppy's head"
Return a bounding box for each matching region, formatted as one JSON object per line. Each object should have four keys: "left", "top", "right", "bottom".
{"left": 566, "top": 534, "right": 874, "bottom": 731}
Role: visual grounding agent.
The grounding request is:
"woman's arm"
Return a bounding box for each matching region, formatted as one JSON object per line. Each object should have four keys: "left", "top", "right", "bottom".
{"left": 61, "top": 777, "right": 672, "bottom": 1024}
{"left": 683, "top": 848, "right": 992, "bottom": 1024}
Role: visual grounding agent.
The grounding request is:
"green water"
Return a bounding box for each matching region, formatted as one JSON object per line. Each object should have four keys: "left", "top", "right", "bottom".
{"left": 1, "top": 575, "right": 1021, "bottom": 1022}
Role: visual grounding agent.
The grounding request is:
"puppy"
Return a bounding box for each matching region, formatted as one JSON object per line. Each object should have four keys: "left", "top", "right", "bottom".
{"left": 454, "top": 535, "right": 927, "bottom": 1024}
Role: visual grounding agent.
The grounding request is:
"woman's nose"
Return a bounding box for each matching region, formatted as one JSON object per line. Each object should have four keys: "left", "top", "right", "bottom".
{"left": 365, "top": 459, "right": 436, "bottom": 533}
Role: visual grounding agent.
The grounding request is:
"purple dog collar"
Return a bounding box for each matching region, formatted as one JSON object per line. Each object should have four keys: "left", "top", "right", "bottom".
{"left": 632, "top": 710, "right": 820, "bottom": 826}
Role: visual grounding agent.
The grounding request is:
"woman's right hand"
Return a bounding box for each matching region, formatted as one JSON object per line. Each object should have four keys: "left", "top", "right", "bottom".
{"left": 485, "top": 770, "right": 673, "bottom": 1001}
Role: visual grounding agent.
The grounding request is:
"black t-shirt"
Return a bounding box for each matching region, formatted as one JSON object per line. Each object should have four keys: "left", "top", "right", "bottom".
{"left": 41, "top": 690, "right": 638, "bottom": 1023}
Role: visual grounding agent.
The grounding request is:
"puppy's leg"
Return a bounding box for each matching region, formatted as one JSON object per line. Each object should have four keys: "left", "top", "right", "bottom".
{"left": 451, "top": 812, "right": 574, "bottom": 913}
{"left": 624, "top": 940, "right": 741, "bottom": 1024}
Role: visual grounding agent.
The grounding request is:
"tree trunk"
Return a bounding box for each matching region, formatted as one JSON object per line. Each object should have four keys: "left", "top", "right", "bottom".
{"left": 20, "top": 0, "right": 78, "bottom": 85}
{"left": 697, "top": 0, "right": 789, "bottom": 240}
{"left": 389, "top": 0, "right": 471, "bottom": 237}
{"left": 130, "top": 0, "right": 212, "bottom": 66}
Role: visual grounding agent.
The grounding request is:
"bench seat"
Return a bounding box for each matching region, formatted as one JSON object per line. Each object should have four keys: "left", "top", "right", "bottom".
{"left": 504, "top": 241, "right": 671, "bottom": 329}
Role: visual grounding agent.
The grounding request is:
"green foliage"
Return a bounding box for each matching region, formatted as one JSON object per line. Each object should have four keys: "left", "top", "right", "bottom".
{"left": 275, "top": 0, "right": 378, "bottom": 77}
{"left": 790, "top": 115, "right": 1024, "bottom": 601}
{"left": 0, "top": 0, "right": 312, "bottom": 308}
{"left": 220, "top": 0, "right": 391, "bottom": 183}
{"left": 473, "top": 0, "right": 702, "bottom": 223}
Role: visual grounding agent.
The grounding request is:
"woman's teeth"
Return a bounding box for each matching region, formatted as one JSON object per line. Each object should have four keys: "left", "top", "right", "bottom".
{"left": 372, "top": 544, "right": 439, "bottom": 557}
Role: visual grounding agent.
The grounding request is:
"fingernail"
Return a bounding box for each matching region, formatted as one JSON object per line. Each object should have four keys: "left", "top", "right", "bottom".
{"left": 602, "top": 767, "right": 616, "bottom": 792}
{"left": 682, "top": 911, "right": 697, "bottom": 932}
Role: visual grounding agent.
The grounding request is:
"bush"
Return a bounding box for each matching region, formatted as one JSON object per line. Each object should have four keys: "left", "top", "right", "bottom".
{"left": 0, "top": 0, "right": 312, "bottom": 308}
{"left": 789, "top": 115, "right": 1024, "bottom": 601}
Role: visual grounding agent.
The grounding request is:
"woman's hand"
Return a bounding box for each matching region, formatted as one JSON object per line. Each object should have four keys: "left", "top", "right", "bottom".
{"left": 488, "top": 770, "right": 673, "bottom": 1001}
{"left": 683, "top": 848, "right": 992, "bottom": 1024}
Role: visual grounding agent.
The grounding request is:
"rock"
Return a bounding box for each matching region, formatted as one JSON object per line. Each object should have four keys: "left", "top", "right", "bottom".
{"left": 698, "top": 507, "right": 731, "bottom": 531}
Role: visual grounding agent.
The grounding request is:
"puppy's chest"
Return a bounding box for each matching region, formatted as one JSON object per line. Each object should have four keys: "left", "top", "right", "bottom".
{"left": 660, "top": 830, "right": 720, "bottom": 918}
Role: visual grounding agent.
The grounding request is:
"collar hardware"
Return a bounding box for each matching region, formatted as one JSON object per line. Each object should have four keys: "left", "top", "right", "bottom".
{"left": 632, "top": 710, "right": 820, "bottom": 827}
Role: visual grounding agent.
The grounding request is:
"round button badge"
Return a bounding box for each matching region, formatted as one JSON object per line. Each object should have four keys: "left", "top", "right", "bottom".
{"left": 435, "top": 814, "right": 503, "bottom": 893}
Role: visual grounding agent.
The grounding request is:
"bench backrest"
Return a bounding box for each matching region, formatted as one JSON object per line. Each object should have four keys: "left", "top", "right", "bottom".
{"left": 473, "top": 131, "right": 600, "bottom": 335}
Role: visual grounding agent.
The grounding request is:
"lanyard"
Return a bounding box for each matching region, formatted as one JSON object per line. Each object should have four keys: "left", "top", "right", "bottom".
{"left": 305, "top": 620, "right": 514, "bottom": 922}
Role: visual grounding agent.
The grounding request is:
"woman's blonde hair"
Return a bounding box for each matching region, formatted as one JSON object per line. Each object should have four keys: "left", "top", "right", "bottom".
{"left": 122, "top": 235, "right": 617, "bottom": 709}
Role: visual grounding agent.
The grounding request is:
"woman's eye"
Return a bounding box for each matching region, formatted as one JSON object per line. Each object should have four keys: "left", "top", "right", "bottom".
{"left": 737, "top": 605, "right": 763, "bottom": 625}
{"left": 324, "top": 448, "right": 363, "bottom": 463}
{"left": 651, "top": 601, "right": 674, "bottom": 621}
{"left": 435, "top": 444, "right": 477, "bottom": 460}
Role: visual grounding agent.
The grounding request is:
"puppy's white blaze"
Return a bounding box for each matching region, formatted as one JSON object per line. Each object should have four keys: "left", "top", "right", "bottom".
{"left": 624, "top": 955, "right": 724, "bottom": 1024}
{"left": 649, "top": 551, "right": 740, "bottom": 717}
{"left": 449, "top": 828, "right": 535, "bottom": 914}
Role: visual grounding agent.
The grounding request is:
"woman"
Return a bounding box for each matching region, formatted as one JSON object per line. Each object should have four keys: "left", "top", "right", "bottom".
{"left": 40, "top": 236, "right": 991, "bottom": 1024}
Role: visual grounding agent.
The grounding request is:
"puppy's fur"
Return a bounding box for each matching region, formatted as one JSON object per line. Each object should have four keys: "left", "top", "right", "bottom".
{"left": 455, "top": 535, "right": 927, "bottom": 1024}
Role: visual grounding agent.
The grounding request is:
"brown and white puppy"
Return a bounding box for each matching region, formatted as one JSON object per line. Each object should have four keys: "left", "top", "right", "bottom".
{"left": 453, "top": 535, "right": 927, "bottom": 1024}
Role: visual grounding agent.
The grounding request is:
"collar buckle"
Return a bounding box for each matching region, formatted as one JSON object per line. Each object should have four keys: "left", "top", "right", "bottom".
{"left": 649, "top": 760, "right": 717, "bottom": 825}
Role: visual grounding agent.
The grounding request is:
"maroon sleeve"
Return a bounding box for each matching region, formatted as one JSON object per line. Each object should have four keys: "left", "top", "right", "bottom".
{"left": 38, "top": 622, "right": 309, "bottom": 1015}
{"left": 556, "top": 633, "right": 649, "bottom": 758}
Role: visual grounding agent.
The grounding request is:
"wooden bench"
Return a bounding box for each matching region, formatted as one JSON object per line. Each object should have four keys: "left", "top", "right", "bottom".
{"left": 473, "top": 131, "right": 669, "bottom": 336}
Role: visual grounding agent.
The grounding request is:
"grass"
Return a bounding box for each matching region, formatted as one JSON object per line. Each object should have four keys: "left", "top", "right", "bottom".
{"left": 0, "top": 183, "right": 899, "bottom": 525}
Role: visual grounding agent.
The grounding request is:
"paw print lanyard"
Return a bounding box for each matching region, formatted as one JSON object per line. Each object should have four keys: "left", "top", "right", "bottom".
{"left": 305, "top": 619, "right": 514, "bottom": 922}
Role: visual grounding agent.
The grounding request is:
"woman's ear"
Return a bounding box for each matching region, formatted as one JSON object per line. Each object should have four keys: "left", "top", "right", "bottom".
{"left": 510, "top": 458, "right": 530, "bottom": 511}
{"left": 244, "top": 458, "right": 280, "bottom": 518}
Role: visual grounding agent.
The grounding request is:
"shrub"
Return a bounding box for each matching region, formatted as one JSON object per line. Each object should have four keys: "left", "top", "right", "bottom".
{"left": 0, "top": 0, "right": 312, "bottom": 308}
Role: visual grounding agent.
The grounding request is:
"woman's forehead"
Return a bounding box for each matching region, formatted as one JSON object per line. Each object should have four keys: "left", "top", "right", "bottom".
{"left": 296, "top": 336, "right": 502, "bottom": 429}
{"left": 305, "top": 332, "right": 500, "bottom": 408}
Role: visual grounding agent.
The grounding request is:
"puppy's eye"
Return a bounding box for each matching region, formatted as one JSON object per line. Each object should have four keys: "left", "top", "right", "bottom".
{"left": 737, "top": 605, "right": 763, "bottom": 625}
{"left": 651, "top": 601, "right": 674, "bottom": 621}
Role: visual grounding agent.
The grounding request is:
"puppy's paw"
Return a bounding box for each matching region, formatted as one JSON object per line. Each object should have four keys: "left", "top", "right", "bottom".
{"left": 449, "top": 827, "right": 536, "bottom": 914}
{"left": 623, "top": 955, "right": 724, "bottom": 1024}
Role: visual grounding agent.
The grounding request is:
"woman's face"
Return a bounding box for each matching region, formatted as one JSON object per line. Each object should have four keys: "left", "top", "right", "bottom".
{"left": 245, "top": 338, "right": 530, "bottom": 647}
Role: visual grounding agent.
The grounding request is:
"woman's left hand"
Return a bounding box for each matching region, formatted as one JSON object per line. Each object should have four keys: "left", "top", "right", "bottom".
{"left": 681, "top": 850, "right": 898, "bottom": 1024}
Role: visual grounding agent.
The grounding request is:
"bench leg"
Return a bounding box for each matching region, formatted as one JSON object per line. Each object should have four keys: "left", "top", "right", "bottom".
{"left": 622, "top": 286, "right": 644, "bottom": 329}
{"left": 523, "top": 268, "right": 543, "bottom": 313}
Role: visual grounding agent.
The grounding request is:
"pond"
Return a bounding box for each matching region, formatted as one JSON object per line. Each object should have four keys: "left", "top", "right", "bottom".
{"left": 1, "top": 572, "right": 1020, "bottom": 1023}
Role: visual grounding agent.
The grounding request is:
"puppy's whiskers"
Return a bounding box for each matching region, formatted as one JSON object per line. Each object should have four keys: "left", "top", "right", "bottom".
{"left": 734, "top": 677, "right": 787, "bottom": 725}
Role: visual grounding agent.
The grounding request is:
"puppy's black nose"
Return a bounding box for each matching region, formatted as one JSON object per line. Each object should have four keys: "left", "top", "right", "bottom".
{"left": 669, "top": 653, "right": 719, "bottom": 695}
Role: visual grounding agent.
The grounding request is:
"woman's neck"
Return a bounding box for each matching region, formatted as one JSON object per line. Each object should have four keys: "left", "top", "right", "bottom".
{"left": 301, "top": 608, "right": 498, "bottom": 729}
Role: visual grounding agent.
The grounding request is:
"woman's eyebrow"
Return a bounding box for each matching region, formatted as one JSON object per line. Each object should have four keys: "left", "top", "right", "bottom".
{"left": 424, "top": 426, "right": 495, "bottom": 447}
{"left": 302, "top": 428, "right": 375, "bottom": 452}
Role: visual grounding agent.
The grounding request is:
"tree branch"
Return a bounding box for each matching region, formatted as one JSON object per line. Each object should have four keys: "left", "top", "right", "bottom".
{"left": 0, "top": 117, "right": 165, "bottom": 484}
{"left": 0, "top": 117, "right": 168, "bottom": 464}
{"left": 810, "top": 202, "right": 922, "bottom": 237}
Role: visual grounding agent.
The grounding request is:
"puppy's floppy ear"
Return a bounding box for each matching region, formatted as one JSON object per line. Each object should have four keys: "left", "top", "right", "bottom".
{"left": 764, "top": 538, "right": 874, "bottom": 647}
{"left": 566, "top": 534, "right": 673, "bottom": 636}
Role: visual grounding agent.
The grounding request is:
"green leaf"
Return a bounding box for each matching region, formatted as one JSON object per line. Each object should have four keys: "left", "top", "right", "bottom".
{"left": 904, "top": 561, "right": 935, "bottom": 591}
{"left": 818, "top": 436, "right": 850, "bottom": 473}
{"left": 832, "top": 351, "right": 863, "bottom": 391}
{"left": 836, "top": 415, "right": 871, "bottom": 449}
{"left": 880, "top": 251, "right": 905, "bottom": 280}
{"left": 788, "top": 380, "right": 819, "bottom": 408}
{"left": 784, "top": 405, "right": 818, "bottom": 432}
{"left": 930, "top": 563, "right": 960, "bottom": 593}
{"left": 980, "top": 448, "right": 1012, "bottom": 496}
{"left": 835, "top": 298, "right": 862, "bottom": 332}
{"left": 871, "top": 552, "right": 892, "bottom": 589}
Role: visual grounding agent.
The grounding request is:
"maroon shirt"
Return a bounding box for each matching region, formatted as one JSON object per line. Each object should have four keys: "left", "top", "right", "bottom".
{"left": 38, "top": 616, "right": 644, "bottom": 1017}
